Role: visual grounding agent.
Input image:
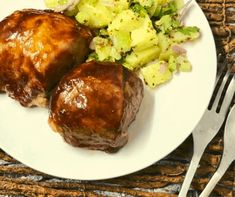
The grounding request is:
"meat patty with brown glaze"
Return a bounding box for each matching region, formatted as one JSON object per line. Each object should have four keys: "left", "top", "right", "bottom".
{"left": 49, "top": 61, "right": 144, "bottom": 153}
{"left": 0, "top": 9, "right": 92, "bottom": 107}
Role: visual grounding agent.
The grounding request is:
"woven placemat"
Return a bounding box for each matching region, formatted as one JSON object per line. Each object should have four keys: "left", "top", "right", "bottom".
{"left": 0, "top": 0, "right": 234, "bottom": 196}
{"left": 197, "top": 0, "right": 235, "bottom": 61}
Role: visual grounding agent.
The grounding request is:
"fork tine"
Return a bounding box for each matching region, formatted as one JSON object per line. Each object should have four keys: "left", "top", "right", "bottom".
{"left": 218, "top": 74, "right": 235, "bottom": 114}
{"left": 188, "top": 190, "right": 199, "bottom": 197}
{"left": 210, "top": 70, "right": 234, "bottom": 113}
{"left": 208, "top": 66, "right": 227, "bottom": 110}
{"left": 179, "top": 0, "right": 193, "bottom": 21}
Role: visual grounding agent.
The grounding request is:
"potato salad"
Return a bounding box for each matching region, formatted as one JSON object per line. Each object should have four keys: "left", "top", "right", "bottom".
{"left": 45, "top": 0, "right": 200, "bottom": 88}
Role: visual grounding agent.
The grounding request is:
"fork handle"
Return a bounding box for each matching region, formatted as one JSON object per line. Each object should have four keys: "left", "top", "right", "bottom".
{"left": 199, "top": 157, "right": 233, "bottom": 197}
{"left": 178, "top": 151, "right": 203, "bottom": 197}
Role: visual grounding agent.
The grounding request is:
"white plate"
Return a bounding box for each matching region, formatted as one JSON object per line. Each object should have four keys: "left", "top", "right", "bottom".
{"left": 0, "top": 0, "right": 216, "bottom": 180}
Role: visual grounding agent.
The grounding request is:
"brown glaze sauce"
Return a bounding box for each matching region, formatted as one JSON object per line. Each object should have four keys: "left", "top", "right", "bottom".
{"left": 50, "top": 61, "right": 124, "bottom": 133}
{"left": 49, "top": 61, "right": 144, "bottom": 152}
{"left": 0, "top": 9, "right": 92, "bottom": 107}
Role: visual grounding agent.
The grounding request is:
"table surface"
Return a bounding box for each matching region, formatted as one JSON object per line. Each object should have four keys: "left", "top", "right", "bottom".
{"left": 0, "top": 0, "right": 235, "bottom": 196}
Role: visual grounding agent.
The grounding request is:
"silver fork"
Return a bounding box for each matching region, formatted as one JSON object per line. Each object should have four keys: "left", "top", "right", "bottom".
{"left": 199, "top": 103, "right": 235, "bottom": 197}
{"left": 179, "top": 0, "right": 193, "bottom": 22}
{"left": 178, "top": 68, "right": 235, "bottom": 197}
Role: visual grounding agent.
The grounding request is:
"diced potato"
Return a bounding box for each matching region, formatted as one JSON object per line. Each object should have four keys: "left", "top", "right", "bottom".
{"left": 170, "top": 26, "right": 200, "bottom": 43}
{"left": 177, "top": 56, "right": 192, "bottom": 72}
{"left": 76, "top": 0, "right": 130, "bottom": 28}
{"left": 131, "top": 16, "right": 158, "bottom": 51}
{"left": 133, "top": 0, "right": 155, "bottom": 7}
{"left": 91, "top": 37, "right": 121, "bottom": 61}
{"left": 76, "top": 4, "right": 113, "bottom": 28}
{"left": 155, "top": 15, "right": 180, "bottom": 34}
{"left": 44, "top": 0, "right": 68, "bottom": 9}
{"left": 141, "top": 61, "right": 172, "bottom": 88}
{"left": 110, "top": 30, "right": 132, "bottom": 53}
{"left": 168, "top": 55, "right": 192, "bottom": 72}
{"left": 124, "top": 47, "right": 160, "bottom": 70}
{"left": 157, "top": 32, "right": 171, "bottom": 52}
{"left": 168, "top": 55, "right": 177, "bottom": 71}
{"left": 108, "top": 10, "right": 143, "bottom": 33}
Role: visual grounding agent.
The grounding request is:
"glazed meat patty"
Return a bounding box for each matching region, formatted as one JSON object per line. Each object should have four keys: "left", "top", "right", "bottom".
{"left": 0, "top": 9, "right": 92, "bottom": 107}
{"left": 49, "top": 61, "right": 144, "bottom": 153}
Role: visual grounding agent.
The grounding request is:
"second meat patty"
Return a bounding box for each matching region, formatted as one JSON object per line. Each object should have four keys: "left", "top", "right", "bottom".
{"left": 49, "top": 61, "right": 144, "bottom": 153}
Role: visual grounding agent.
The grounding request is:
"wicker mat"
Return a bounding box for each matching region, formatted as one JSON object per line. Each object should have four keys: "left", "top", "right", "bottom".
{"left": 0, "top": 0, "right": 234, "bottom": 196}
